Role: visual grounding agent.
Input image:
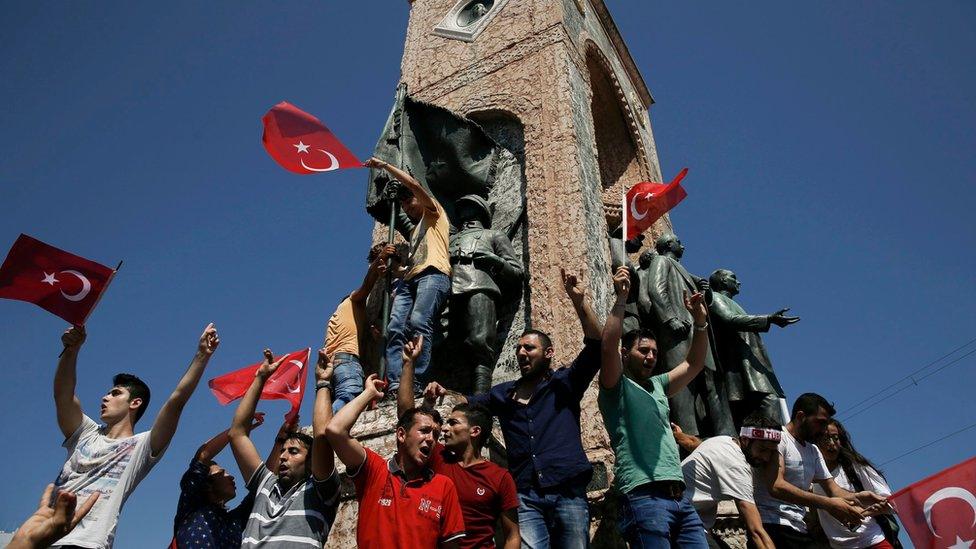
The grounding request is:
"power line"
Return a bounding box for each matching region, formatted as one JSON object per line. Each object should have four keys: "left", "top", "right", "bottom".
{"left": 879, "top": 420, "right": 976, "bottom": 467}
{"left": 839, "top": 348, "right": 976, "bottom": 421}
{"left": 840, "top": 335, "right": 976, "bottom": 416}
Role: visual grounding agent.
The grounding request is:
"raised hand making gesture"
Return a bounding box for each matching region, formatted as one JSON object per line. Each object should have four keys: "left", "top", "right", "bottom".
{"left": 256, "top": 349, "right": 286, "bottom": 379}
{"left": 198, "top": 323, "right": 220, "bottom": 356}
{"left": 612, "top": 266, "right": 631, "bottom": 301}
{"left": 9, "top": 484, "right": 99, "bottom": 549}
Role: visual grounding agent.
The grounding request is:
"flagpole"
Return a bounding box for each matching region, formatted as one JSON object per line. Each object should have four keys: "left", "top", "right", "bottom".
{"left": 377, "top": 83, "right": 407, "bottom": 386}
{"left": 620, "top": 187, "right": 628, "bottom": 263}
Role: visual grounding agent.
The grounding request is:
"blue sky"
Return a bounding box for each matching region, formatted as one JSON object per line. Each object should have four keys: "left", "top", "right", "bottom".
{"left": 1, "top": 2, "right": 973, "bottom": 545}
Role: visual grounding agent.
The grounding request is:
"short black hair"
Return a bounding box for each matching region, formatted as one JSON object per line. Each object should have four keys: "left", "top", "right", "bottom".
{"left": 621, "top": 328, "right": 657, "bottom": 351}
{"left": 519, "top": 329, "right": 552, "bottom": 350}
{"left": 112, "top": 373, "right": 151, "bottom": 423}
{"left": 397, "top": 406, "right": 442, "bottom": 431}
{"left": 742, "top": 412, "right": 783, "bottom": 430}
{"left": 367, "top": 241, "right": 408, "bottom": 263}
{"left": 791, "top": 392, "right": 836, "bottom": 420}
{"left": 452, "top": 403, "right": 492, "bottom": 449}
{"left": 282, "top": 431, "right": 314, "bottom": 451}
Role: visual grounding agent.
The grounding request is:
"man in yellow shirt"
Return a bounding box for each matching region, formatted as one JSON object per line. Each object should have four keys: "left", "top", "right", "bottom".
{"left": 324, "top": 241, "right": 400, "bottom": 412}
{"left": 365, "top": 157, "right": 452, "bottom": 395}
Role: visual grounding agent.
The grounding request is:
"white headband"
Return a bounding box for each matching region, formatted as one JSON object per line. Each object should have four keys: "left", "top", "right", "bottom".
{"left": 740, "top": 427, "right": 782, "bottom": 442}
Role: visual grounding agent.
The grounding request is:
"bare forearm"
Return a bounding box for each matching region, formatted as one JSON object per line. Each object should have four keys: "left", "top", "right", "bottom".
{"left": 166, "top": 352, "right": 211, "bottom": 411}
{"left": 573, "top": 299, "right": 601, "bottom": 340}
{"left": 674, "top": 430, "right": 702, "bottom": 453}
{"left": 328, "top": 389, "right": 372, "bottom": 439}
{"left": 397, "top": 360, "right": 416, "bottom": 418}
{"left": 686, "top": 326, "right": 708, "bottom": 373}
{"left": 54, "top": 349, "right": 79, "bottom": 401}
{"left": 230, "top": 375, "right": 266, "bottom": 437}
{"left": 151, "top": 352, "right": 212, "bottom": 453}
{"left": 599, "top": 298, "right": 626, "bottom": 388}
{"left": 771, "top": 480, "right": 834, "bottom": 509}
{"left": 351, "top": 265, "right": 382, "bottom": 303}
{"left": 196, "top": 430, "right": 231, "bottom": 462}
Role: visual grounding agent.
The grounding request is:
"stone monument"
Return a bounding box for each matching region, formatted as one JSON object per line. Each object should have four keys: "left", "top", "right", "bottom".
{"left": 326, "top": 1, "right": 747, "bottom": 546}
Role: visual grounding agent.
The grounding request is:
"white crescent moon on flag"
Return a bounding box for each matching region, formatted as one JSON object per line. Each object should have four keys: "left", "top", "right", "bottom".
{"left": 300, "top": 149, "right": 340, "bottom": 172}
{"left": 629, "top": 192, "right": 654, "bottom": 220}
{"left": 285, "top": 359, "right": 305, "bottom": 393}
{"left": 58, "top": 270, "right": 92, "bottom": 302}
{"left": 923, "top": 486, "right": 976, "bottom": 537}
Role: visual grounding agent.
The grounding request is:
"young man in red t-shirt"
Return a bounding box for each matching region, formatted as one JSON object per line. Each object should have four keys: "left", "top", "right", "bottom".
{"left": 327, "top": 369, "right": 466, "bottom": 548}
{"left": 398, "top": 336, "right": 521, "bottom": 549}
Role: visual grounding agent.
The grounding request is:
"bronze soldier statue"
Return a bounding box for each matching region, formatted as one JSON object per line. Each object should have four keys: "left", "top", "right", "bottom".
{"left": 638, "top": 233, "right": 734, "bottom": 436}
{"left": 708, "top": 269, "right": 799, "bottom": 426}
{"left": 448, "top": 194, "right": 524, "bottom": 393}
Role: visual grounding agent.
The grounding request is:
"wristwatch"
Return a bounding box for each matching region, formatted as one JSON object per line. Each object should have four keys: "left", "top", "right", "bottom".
{"left": 694, "top": 322, "right": 708, "bottom": 333}
{"left": 316, "top": 381, "right": 332, "bottom": 391}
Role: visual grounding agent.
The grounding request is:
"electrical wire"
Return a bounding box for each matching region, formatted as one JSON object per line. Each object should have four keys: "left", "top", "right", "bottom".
{"left": 840, "top": 336, "right": 976, "bottom": 416}
{"left": 879, "top": 420, "right": 976, "bottom": 467}
{"left": 838, "top": 345, "right": 976, "bottom": 421}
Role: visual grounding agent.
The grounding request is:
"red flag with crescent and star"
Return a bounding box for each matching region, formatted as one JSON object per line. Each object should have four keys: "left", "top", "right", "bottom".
{"left": 262, "top": 101, "right": 361, "bottom": 174}
{"left": 624, "top": 168, "right": 689, "bottom": 240}
{"left": 208, "top": 347, "right": 311, "bottom": 421}
{"left": 890, "top": 455, "right": 976, "bottom": 549}
{"left": 0, "top": 234, "right": 117, "bottom": 325}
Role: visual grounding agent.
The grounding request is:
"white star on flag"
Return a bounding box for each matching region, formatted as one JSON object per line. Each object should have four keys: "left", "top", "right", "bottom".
{"left": 293, "top": 141, "right": 310, "bottom": 154}
{"left": 42, "top": 272, "right": 58, "bottom": 286}
{"left": 949, "top": 536, "right": 974, "bottom": 549}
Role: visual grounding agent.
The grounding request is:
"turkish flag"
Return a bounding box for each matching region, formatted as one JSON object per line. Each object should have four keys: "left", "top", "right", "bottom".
{"left": 208, "top": 348, "right": 310, "bottom": 421}
{"left": 0, "top": 234, "right": 116, "bottom": 325}
{"left": 262, "top": 101, "right": 361, "bottom": 174}
{"left": 624, "top": 168, "right": 689, "bottom": 240}
{"left": 890, "top": 455, "right": 976, "bottom": 549}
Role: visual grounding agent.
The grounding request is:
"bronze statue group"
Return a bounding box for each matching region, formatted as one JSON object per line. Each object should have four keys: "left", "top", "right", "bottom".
{"left": 9, "top": 158, "right": 902, "bottom": 549}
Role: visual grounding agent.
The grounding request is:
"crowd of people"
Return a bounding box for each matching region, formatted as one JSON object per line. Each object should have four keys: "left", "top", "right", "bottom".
{"left": 9, "top": 159, "right": 902, "bottom": 548}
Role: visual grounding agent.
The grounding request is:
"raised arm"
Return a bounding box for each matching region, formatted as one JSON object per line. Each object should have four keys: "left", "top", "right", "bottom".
{"left": 54, "top": 326, "right": 86, "bottom": 439}
{"left": 350, "top": 245, "right": 394, "bottom": 303}
{"left": 599, "top": 267, "right": 629, "bottom": 389}
{"left": 397, "top": 336, "right": 424, "bottom": 419}
{"left": 561, "top": 268, "right": 601, "bottom": 340}
{"left": 149, "top": 323, "right": 220, "bottom": 456}
{"left": 311, "top": 348, "right": 336, "bottom": 480}
{"left": 665, "top": 292, "right": 709, "bottom": 397}
{"left": 365, "top": 157, "right": 437, "bottom": 213}
{"left": 229, "top": 350, "right": 285, "bottom": 482}
{"left": 194, "top": 412, "right": 264, "bottom": 463}
{"left": 326, "top": 374, "right": 386, "bottom": 469}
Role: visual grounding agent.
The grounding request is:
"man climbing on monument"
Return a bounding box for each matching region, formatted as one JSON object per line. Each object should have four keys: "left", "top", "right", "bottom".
{"left": 327, "top": 371, "right": 466, "bottom": 548}
{"left": 426, "top": 266, "right": 602, "bottom": 548}
{"left": 50, "top": 323, "right": 221, "bottom": 548}
{"left": 679, "top": 412, "right": 782, "bottom": 549}
{"left": 399, "top": 336, "right": 521, "bottom": 549}
{"left": 365, "top": 156, "right": 452, "bottom": 396}
{"left": 639, "top": 233, "right": 734, "bottom": 436}
{"left": 600, "top": 265, "right": 711, "bottom": 548}
{"left": 324, "top": 241, "right": 399, "bottom": 412}
{"left": 753, "top": 393, "right": 886, "bottom": 548}
{"left": 449, "top": 193, "right": 524, "bottom": 394}
{"left": 227, "top": 348, "right": 341, "bottom": 547}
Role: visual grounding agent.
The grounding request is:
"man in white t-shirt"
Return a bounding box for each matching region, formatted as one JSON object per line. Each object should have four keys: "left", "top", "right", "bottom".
{"left": 51, "top": 323, "right": 222, "bottom": 548}
{"left": 752, "top": 393, "right": 886, "bottom": 549}
{"left": 681, "top": 413, "right": 782, "bottom": 549}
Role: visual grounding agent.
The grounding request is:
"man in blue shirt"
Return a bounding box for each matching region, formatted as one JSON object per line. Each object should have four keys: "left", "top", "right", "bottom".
{"left": 427, "top": 268, "right": 602, "bottom": 548}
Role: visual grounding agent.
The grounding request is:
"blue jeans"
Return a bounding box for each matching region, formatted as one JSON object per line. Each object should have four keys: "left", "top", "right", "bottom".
{"left": 619, "top": 487, "right": 709, "bottom": 548}
{"left": 385, "top": 270, "right": 451, "bottom": 391}
{"left": 518, "top": 484, "right": 590, "bottom": 549}
{"left": 331, "top": 353, "right": 364, "bottom": 414}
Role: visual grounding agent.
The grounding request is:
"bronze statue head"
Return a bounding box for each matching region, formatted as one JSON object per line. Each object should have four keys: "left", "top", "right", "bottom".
{"left": 638, "top": 250, "right": 656, "bottom": 269}
{"left": 455, "top": 194, "right": 492, "bottom": 228}
{"left": 709, "top": 269, "right": 741, "bottom": 297}
{"left": 654, "top": 233, "right": 684, "bottom": 259}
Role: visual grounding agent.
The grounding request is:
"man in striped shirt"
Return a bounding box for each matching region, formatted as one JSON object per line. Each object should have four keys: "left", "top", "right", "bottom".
{"left": 228, "top": 348, "right": 340, "bottom": 547}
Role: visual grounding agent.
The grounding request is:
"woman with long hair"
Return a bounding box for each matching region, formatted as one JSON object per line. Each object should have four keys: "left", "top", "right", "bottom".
{"left": 814, "top": 419, "right": 903, "bottom": 549}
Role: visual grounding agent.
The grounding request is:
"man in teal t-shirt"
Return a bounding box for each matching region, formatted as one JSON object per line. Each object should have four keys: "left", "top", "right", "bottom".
{"left": 598, "top": 266, "right": 712, "bottom": 548}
